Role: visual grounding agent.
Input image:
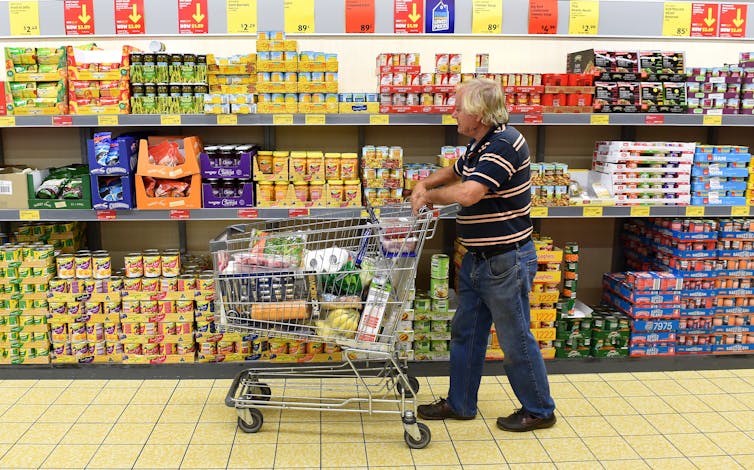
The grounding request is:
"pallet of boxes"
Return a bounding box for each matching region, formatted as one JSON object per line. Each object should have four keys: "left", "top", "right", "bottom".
{"left": 412, "top": 254, "right": 452, "bottom": 362}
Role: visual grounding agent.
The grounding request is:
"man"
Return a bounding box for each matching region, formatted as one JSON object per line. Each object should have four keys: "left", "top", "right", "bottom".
{"left": 410, "top": 78, "right": 556, "bottom": 432}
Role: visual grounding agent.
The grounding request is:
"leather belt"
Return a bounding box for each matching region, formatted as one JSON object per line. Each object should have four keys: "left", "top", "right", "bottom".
{"left": 468, "top": 237, "right": 532, "bottom": 259}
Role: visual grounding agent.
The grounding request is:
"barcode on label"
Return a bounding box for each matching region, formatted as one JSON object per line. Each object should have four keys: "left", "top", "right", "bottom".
{"left": 0, "top": 181, "right": 13, "bottom": 195}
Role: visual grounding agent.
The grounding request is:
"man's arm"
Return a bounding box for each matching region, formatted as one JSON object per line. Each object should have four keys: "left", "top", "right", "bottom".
{"left": 420, "top": 180, "right": 488, "bottom": 208}
{"left": 410, "top": 165, "right": 463, "bottom": 213}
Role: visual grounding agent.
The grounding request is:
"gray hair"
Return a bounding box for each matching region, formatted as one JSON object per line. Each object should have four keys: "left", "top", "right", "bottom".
{"left": 456, "top": 78, "right": 509, "bottom": 126}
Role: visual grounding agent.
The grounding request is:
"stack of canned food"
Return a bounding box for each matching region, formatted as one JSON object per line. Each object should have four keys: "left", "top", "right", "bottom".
{"left": 129, "top": 52, "right": 209, "bottom": 114}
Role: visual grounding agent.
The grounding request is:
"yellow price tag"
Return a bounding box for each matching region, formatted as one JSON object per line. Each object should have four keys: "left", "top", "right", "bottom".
{"left": 273, "top": 114, "right": 294, "bottom": 125}
{"left": 442, "top": 115, "right": 457, "bottom": 125}
{"left": 471, "top": 0, "right": 503, "bottom": 34}
{"left": 685, "top": 206, "right": 705, "bottom": 217}
{"left": 569, "top": 0, "right": 599, "bottom": 35}
{"left": 530, "top": 207, "right": 548, "bottom": 218}
{"left": 98, "top": 115, "right": 119, "bottom": 126}
{"left": 9, "top": 1, "right": 40, "bottom": 36}
{"left": 583, "top": 206, "right": 603, "bottom": 217}
{"left": 630, "top": 206, "right": 651, "bottom": 217}
{"left": 161, "top": 115, "right": 182, "bottom": 125}
{"left": 590, "top": 114, "right": 610, "bottom": 125}
{"left": 732, "top": 206, "right": 750, "bottom": 216}
{"left": 19, "top": 210, "right": 40, "bottom": 221}
{"left": 662, "top": 2, "right": 691, "bottom": 36}
{"left": 217, "top": 114, "right": 238, "bottom": 125}
{"left": 0, "top": 116, "right": 16, "bottom": 127}
{"left": 703, "top": 115, "right": 722, "bottom": 126}
{"left": 305, "top": 114, "right": 326, "bottom": 125}
{"left": 226, "top": 0, "right": 257, "bottom": 34}
{"left": 369, "top": 114, "right": 389, "bottom": 125}
{"left": 284, "top": 0, "right": 314, "bottom": 33}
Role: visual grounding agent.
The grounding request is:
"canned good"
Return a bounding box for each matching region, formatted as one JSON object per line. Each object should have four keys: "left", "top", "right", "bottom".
{"left": 140, "top": 300, "right": 159, "bottom": 315}
{"left": 217, "top": 341, "right": 234, "bottom": 354}
{"left": 198, "top": 274, "right": 215, "bottom": 291}
{"left": 93, "top": 254, "right": 112, "bottom": 279}
{"left": 141, "top": 277, "right": 160, "bottom": 292}
{"left": 161, "top": 253, "right": 180, "bottom": 277}
{"left": 124, "top": 253, "right": 144, "bottom": 278}
{"left": 175, "top": 322, "right": 193, "bottom": 334}
{"left": 178, "top": 275, "right": 197, "bottom": 291}
{"left": 122, "top": 301, "right": 141, "bottom": 315}
{"left": 176, "top": 300, "right": 194, "bottom": 315}
{"left": 74, "top": 255, "right": 93, "bottom": 279}
{"left": 123, "top": 277, "right": 142, "bottom": 292}
{"left": 160, "top": 277, "right": 178, "bottom": 292}
{"left": 143, "top": 254, "right": 161, "bottom": 278}
{"left": 430, "top": 278, "right": 449, "bottom": 299}
{"left": 103, "top": 301, "right": 121, "bottom": 315}
{"left": 431, "top": 254, "right": 450, "bottom": 279}
{"left": 431, "top": 298, "right": 449, "bottom": 312}
{"left": 142, "top": 342, "right": 160, "bottom": 355}
{"left": 106, "top": 276, "right": 124, "bottom": 293}
{"left": 159, "top": 300, "right": 175, "bottom": 315}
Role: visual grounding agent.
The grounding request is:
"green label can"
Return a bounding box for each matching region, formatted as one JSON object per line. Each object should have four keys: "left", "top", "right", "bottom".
{"left": 431, "top": 298, "right": 449, "bottom": 312}
{"left": 430, "top": 277, "right": 449, "bottom": 299}
{"left": 430, "top": 254, "right": 450, "bottom": 279}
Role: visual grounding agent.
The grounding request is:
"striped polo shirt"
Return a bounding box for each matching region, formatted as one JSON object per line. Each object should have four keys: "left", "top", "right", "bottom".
{"left": 453, "top": 123, "right": 533, "bottom": 249}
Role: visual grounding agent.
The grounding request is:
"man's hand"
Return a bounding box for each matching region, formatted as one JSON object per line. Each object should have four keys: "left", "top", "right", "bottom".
{"left": 411, "top": 182, "right": 431, "bottom": 215}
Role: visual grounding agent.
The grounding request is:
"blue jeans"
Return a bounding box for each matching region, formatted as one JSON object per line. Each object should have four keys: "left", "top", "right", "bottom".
{"left": 447, "top": 241, "right": 556, "bottom": 418}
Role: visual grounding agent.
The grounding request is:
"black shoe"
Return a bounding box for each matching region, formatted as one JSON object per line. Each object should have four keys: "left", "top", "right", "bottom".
{"left": 417, "top": 398, "right": 475, "bottom": 420}
{"left": 496, "top": 408, "right": 556, "bottom": 432}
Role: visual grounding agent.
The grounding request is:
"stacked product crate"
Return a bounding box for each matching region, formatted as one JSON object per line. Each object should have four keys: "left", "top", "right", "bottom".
{"left": 554, "top": 307, "right": 630, "bottom": 358}
{"left": 67, "top": 45, "right": 131, "bottom": 114}
{"left": 531, "top": 162, "right": 571, "bottom": 207}
{"left": 4, "top": 47, "right": 68, "bottom": 115}
{"left": 691, "top": 145, "right": 751, "bottom": 206}
{"left": 591, "top": 141, "right": 693, "bottom": 205}
{"left": 129, "top": 51, "right": 208, "bottom": 115}
{"left": 687, "top": 65, "right": 743, "bottom": 115}
{"left": 361, "top": 145, "right": 403, "bottom": 207}
{"left": 377, "top": 52, "right": 455, "bottom": 113}
{"left": 200, "top": 144, "right": 257, "bottom": 208}
{"left": 16, "top": 221, "right": 86, "bottom": 254}
{"left": 87, "top": 133, "right": 138, "bottom": 210}
{"left": 204, "top": 53, "right": 257, "bottom": 114}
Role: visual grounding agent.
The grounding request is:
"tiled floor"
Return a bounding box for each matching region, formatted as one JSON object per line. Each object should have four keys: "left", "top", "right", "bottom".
{"left": 0, "top": 368, "right": 752, "bottom": 469}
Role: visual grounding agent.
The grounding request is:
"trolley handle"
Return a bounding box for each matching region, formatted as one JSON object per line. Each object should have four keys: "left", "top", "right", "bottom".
{"left": 209, "top": 224, "right": 249, "bottom": 253}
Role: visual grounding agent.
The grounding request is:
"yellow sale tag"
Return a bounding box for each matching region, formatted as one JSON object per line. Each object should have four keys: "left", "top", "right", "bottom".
{"left": 0, "top": 116, "right": 16, "bottom": 127}
{"left": 442, "top": 114, "right": 457, "bottom": 125}
{"left": 630, "top": 206, "right": 651, "bottom": 217}
{"left": 217, "top": 114, "right": 238, "bottom": 125}
{"left": 9, "top": 1, "right": 40, "bottom": 36}
{"left": 284, "top": 0, "right": 314, "bottom": 34}
{"left": 583, "top": 206, "right": 603, "bottom": 217}
{"left": 686, "top": 206, "right": 705, "bottom": 217}
{"left": 471, "top": 0, "right": 503, "bottom": 34}
{"left": 19, "top": 210, "right": 40, "bottom": 221}
{"left": 161, "top": 115, "right": 182, "bottom": 125}
{"left": 703, "top": 115, "right": 722, "bottom": 126}
{"left": 732, "top": 206, "right": 750, "bottom": 216}
{"left": 569, "top": 0, "right": 599, "bottom": 35}
{"left": 662, "top": 2, "right": 691, "bottom": 36}
{"left": 369, "top": 114, "right": 389, "bottom": 125}
{"left": 273, "top": 114, "right": 294, "bottom": 125}
{"left": 305, "top": 114, "right": 326, "bottom": 125}
{"left": 227, "top": 0, "right": 257, "bottom": 34}
{"left": 530, "top": 207, "right": 548, "bottom": 218}
{"left": 590, "top": 114, "right": 610, "bottom": 125}
{"left": 98, "top": 115, "right": 119, "bottom": 126}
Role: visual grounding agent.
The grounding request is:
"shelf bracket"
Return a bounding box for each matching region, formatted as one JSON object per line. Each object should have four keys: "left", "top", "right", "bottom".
{"left": 178, "top": 221, "right": 188, "bottom": 255}
{"left": 535, "top": 126, "right": 546, "bottom": 163}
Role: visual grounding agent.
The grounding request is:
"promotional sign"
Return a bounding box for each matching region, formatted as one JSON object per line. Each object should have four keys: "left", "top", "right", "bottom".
{"left": 425, "top": 0, "right": 454, "bottom": 33}
{"left": 226, "top": 0, "right": 257, "bottom": 34}
{"left": 394, "top": 0, "right": 424, "bottom": 33}
{"left": 115, "top": 0, "right": 145, "bottom": 35}
{"left": 472, "top": 0, "right": 503, "bottom": 34}
{"left": 9, "top": 1, "right": 40, "bottom": 36}
{"left": 64, "top": 0, "right": 95, "bottom": 35}
{"left": 568, "top": 0, "right": 598, "bottom": 35}
{"left": 284, "top": 0, "right": 315, "bottom": 33}
{"left": 691, "top": 3, "right": 719, "bottom": 37}
{"left": 719, "top": 3, "right": 747, "bottom": 38}
{"left": 345, "top": 0, "right": 375, "bottom": 33}
{"left": 662, "top": 2, "right": 691, "bottom": 36}
{"left": 528, "top": 0, "right": 557, "bottom": 34}
{"left": 178, "top": 0, "right": 208, "bottom": 34}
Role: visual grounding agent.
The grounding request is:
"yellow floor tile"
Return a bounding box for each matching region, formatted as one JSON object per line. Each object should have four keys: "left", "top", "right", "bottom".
{"left": 498, "top": 438, "right": 551, "bottom": 463}
{"left": 207, "top": 388, "right": 228, "bottom": 403}
{"left": 213, "top": 379, "right": 233, "bottom": 388}
{"left": 454, "top": 440, "right": 505, "bottom": 465}
{"left": 3, "top": 380, "right": 38, "bottom": 387}
{"left": 713, "top": 377, "right": 754, "bottom": 394}
{"left": 274, "top": 442, "right": 320, "bottom": 468}
{"left": 190, "top": 422, "right": 237, "bottom": 445}
{"left": 365, "top": 441, "right": 414, "bottom": 466}
{"left": 665, "top": 371, "right": 703, "bottom": 380}
{"left": 568, "top": 373, "right": 605, "bottom": 382}
{"left": 565, "top": 416, "right": 618, "bottom": 437}
{"left": 573, "top": 381, "right": 620, "bottom": 398}
{"left": 556, "top": 462, "right": 603, "bottom": 470}
{"left": 90, "top": 388, "right": 137, "bottom": 405}
{"left": 177, "top": 379, "right": 216, "bottom": 388}
{"left": 168, "top": 387, "right": 211, "bottom": 405}
{"left": 623, "top": 435, "right": 682, "bottom": 459}
{"left": 411, "top": 440, "right": 460, "bottom": 466}
{"left": 587, "top": 397, "right": 637, "bottom": 415}
{"left": 0, "top": 422, "right": 31, "bottom": 444}
{"left": 601, "top": 459, "right": 651, "bottom": 470}
{"left": 133, "top": 443, "right": 186, "bottom": 469}
{"left": 1, "top": 403, "right": 49, "bottom": 422}
{"left": 36, "top": 379, "right": 72, "bottom": 387}
{"left": 87, "top": 444, "right": 143, "bottom": 468}
{"left": 644, "top": 457, "right": 697, "bottom": 470}
{"left": 553, "top": 397, "right": 600, "bottom": 417}
{"left": 533, "top": 420, "right": 577, "bottom": 438}
{"left": 362, "top": 419, "right": 418, "bottom": 442}
{"left": 0, "top": 388, "right": 29, "bottom": 404}
{"left": 547, "top": 374, "right": 569, "bottom": 383}
{"left": 733, "top": 369, "right": 754, "bottom": 377}
{"left": 548, "top": 383, "right": 583, "bottom": 399}
{"left": 322, "top": 442, "right": 368, "bottom": 467}
{"left": 233, "top": 421, "right": 279, "bottom": 445}
{"left": 664, "top": 433, "right": 725, "bottom": 457}
{"left": 607, "top": 414, "right": 659, "bottom": 436}
{"left": 683, "top": 411, "right": 739, "bottom": 432}
{"left": 158, "top": 404, "right": 204, "bottom": 423}
{"left": 609, "top": 381, "right": 654, "bottom": 397}
{"left": 674, "top": 378, "right": 724, "bottom": 394}
{"left": 53, "top": 388, "right": 100, "bottom": 406}
{"left": 538, "top": 437, "right": 595, "bottom": 462}
{"left": 108, "top": 379, "right": 144, "bottom": 388}
{"left": 696, "top": 393, "right": 747, "bottom": 412}
{"left": 444, "top": 418, "right": 494, "bottom": 441}
{"left": 181, "top": 444, "right": 231, "bottom": 468}
{"left": 478, "top": 400, "right": 518, "bottom": 419}
{"left": 141, "top": 379, "right": 179, "bottom": 387}
{"left": 720, "top": 410, "right": 754, "bottom": 431}
{"left": 59, "top": 423, "right": 113, "bottom": 445}
{"left": 227, "top": 442, "right": 276, "bottom": 468}
{"left": 644, "top": 413, "right": 698, "bottom": 434}
{"left": 39, "top": 444, "right": 98, "bottom": 469}
{"left": 37, "top": 403, "right": 88, "bottom": 423}
{"left": 706, "top": 431, "right": 754, "bottom": 455}
{"left": 698, "top": 369, "right": 737, "bottom": 378}
{"left": 632, "top": 372, "right": 670, "bottom": 380}
{"left": 277, "top": 421, "right": 321, "bottom": 444}
{"left": 321, "top": 420, "right": 364, "bottom": 443}
{"left": 642, "top": 379, "right": 690, "bottom": 395}
{"left": 15, "top": 387, "right": 63, "bottom": 405}
{"left": 130, "top": 387, "right": 175, "bottom": 405}
{"left": 691, "top": 455, "right": 744, "bottom": 469}
{"left": 18, "top": 422, "right": 72, "bottom": 445}
{"left": 489, "top": 419, "right": 538, "bottom": 441}
{"left": 734, "top": 454, "right": 754, "bottom": 469}
{"left": 77, "top": 403, "right": 126, "bottom": 423}
{"left": 200, "top": 404, "right": 242, "bottom": 423}
{"left": 102, "top": 423, "right": 155, "bottom": 445}
{"left": 279, "top": 409, "right": 322, "bottom": 422}
{"left": 599, "top": 373, "right": 635, "bottom": 381}
{"left": 582, "top": 436, "right": 640, "bottom": 460}
{"left": 118, "top": 403, "right": 165, "bottom": 423}
{"left": 661, "top": 394, "right": 714, "bottom": 413}
{"left": 509, "top": 463, "right": 556, "bottom": 470}
{"left": 625, "top": 396, "right": 672, "bottom": 415}
{"left": 147, "top": 422, "right": 196, "bottom": 445}
{"left": 0, "top": 443, "right": 55, "bottom": 468}
{"left": 66, "top": 379, "right": 108, "bottom": 388}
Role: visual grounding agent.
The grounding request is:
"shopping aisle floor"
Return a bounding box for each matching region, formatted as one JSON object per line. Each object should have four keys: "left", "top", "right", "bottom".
{"left": 0, "top": 369, "right": 752, "bottom": 469}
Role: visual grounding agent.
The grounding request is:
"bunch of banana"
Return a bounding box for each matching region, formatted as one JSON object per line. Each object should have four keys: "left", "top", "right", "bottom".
{"left": 314, "top": 308, "right": 360, "bottom": 339}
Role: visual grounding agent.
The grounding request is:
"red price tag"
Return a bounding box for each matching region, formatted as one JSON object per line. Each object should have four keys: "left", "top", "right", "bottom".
{"left": 114, "top": 0, "right": 145, "bottom": 35}
{"left": 288, "top": 208, "right": 310, "bottom": 217}
{"left": 345, "top": 0, "right": 375, "bottom": 33}
{"left": 645, "top": 114, "right": 665, "bottom": 125}
{"left": 237, "top": 208, "right": 259, "bottom": 218}
{"left": 53, "top": 116, "right": 73, "bottom": 126}
{"left": 96, "top": 210, "right": 116, "bottom": 220}
{"left": 64, "top": 0, "right": 95, "bottom": 35}
{"left": 178, "top": 0, "right": 208, "bottom": 34}
{"left": 524, "top": 114, "right": 544, "bottom": 124}
{"left": 169, "top": 209, "right": 190, "bottom": 219}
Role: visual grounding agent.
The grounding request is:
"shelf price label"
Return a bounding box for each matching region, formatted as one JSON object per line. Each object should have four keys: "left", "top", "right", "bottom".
{"left": 630, "top": 206, "right": 651, "bottom": 217}
{"left": 590, "top": 114, "right": 609, "bottom": 125}
{"left": 530, "top": 207, "right": 548, "bottom": 218}
{"left": 703, "top": 114, "right": 723, "bottom": 126}
{"left": 273, "top": 114, "right": 294, "bottom": 125}
{"left": 720, "top": 3, "right": 747, "bottom": 38}
{"left": 64, "top": 0, "right": 95, "bottom": 36}
{"left": 568, "top": 0, "right": 599, "bottom": 35}
{"left": 217, "top": 114, "right": 238, "bottom": 125}
{"left": 226, "top": 0, "right": 257, "bottom": 34}
{"left": 0, "top": 117, "right": 16, "bottom": 127}
{"left": 161, "top": 115, "right": 182, "bottom": 125}
{"left": 528, "top": 0, "right": 558, "bottom": 34}
{"left": 289, "top": 208, "right": 310, "bottom": 217}
{"left": 441, "top": 114, "right": 457, "bottom": 125}
{"left": 370, "top": 114, "right": 389, "bottom": 125}
{"left": 9, "top": 1, "right": 41, "bottom": 36}
{"left": 662, "top": 2, "right": 692, "bottom": 36}
{"left": 731, "top": 206, "right": 750, "bottom": 216}
{"left": 98, "top": 115, "right": 119, "bottom": 126}
{"left": 645, "top": 114, "right": 665, "bottom": 125}
{"left": 19, "top": 210, "right": 40, "bottom": 221}
{"left": 96, "top": 210, "right": 116, "bottom": 220}
{"left": 237, "top": 208, "right": 258, "bottom": 218}
{"left": 284, "top": 0, "right": 315, "bottom": 34}
{"left": 169, "top": 209, "right": 190, "bottom": 220}
{"left": 53, "top": 116, "right": 73, "bottom": 126}
{"left": 114, "top": 0, "right": 145, "bottom": 35}
{"left": 472, "top": 0, "right": 503, "bottom": 34}
{"left": 345, "top": 0, "right": 375, "bottom": 33}
{"left": 524, "top": 114, "right": 543, "bottom": 124}
{"left": 583, "top": 206, "right": 603, "bottom": 217}
{"left": 178, "top": 0, "right": 208, "bottom": 34}
{"left": 305, "top": 114, "right": 326, "bottom": 125}
{"left": 685, "top": 206, "right": 705, "bottom": 216}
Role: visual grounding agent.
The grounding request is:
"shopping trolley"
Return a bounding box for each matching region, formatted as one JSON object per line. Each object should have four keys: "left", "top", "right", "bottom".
{"left": 210, "top": 204, "right": 444, "bottom": 448}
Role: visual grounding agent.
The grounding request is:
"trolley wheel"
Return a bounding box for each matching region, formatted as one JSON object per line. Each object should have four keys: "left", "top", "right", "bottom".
{"left": 396, "top": 376, "right": 420, "bottom": 398}
{"left": 404, "top": 422, "right": 431, "bottom": 449}
{"left": 237, "top": 408, "right": 264, "bottom": 433}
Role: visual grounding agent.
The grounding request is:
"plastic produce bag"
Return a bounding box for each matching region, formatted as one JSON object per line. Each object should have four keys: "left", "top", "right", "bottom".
{"left": 148, "top": 140, "right": 185, "bottom": 167}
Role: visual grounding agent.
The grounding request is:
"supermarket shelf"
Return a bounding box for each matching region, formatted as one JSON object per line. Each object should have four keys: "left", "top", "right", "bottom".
{"left": 1, "top": 113, "right": 753, "bottom": 127}
{"left": 0, "top": 355, "right": 751, "bottom": 379}
{"left": 3, "top": 206, "right": 754, "bottom": 222}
